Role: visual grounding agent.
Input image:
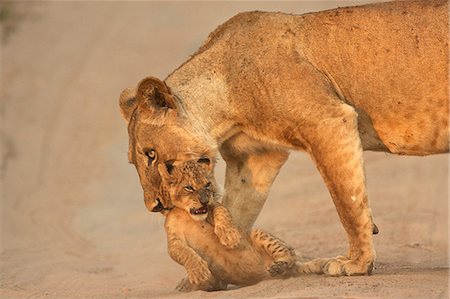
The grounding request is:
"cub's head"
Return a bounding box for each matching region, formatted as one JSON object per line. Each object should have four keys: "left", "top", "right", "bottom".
{"left": 158, "top": 160, "right": 218, "bottom": 221}
{"left": 119, "top": 76, "right": 215, "bottom": 213}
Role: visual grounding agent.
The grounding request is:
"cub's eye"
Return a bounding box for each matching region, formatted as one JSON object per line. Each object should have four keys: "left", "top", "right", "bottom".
{"left": 145, "top": 149, "right": 156, "bottom": 166}
{"left": 205, "top": 182, "right": 211, "bottom": 189}
{"left": 184, "top": 186, "right": 194, "bottom": 192}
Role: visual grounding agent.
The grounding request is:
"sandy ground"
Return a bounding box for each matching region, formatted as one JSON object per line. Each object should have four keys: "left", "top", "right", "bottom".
{"left": 1, "top": 1, "right": 448, "bottom": 298}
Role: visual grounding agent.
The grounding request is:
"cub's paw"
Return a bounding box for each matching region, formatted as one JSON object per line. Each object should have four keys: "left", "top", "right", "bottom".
{"left": 323, "top": 256, "right": 374, "bottom": 276}
{"left": 188, "top": 260, "right": 212, "bottom": 285}
{"left": 202, "top": 276, "right": 228, "bottom": 292}
{"left": 176, "top": 277, "right": 193, "bottom": 292}
{"left": 268, "top": 261, "right": 292, "bottom": 277}
{"left": 215, "top": 225, "right": 241, "bottom": 249}
{"left": 178, "top": 274, "right": 226, "bottom": 292}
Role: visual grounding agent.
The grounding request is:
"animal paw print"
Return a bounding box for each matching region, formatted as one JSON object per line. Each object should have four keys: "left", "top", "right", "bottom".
{"left": 215, "top": 224, "right": 241, "bottom": 249}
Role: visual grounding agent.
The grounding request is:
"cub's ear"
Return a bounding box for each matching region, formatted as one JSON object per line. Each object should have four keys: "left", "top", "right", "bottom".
{"left": 137, "top": 76, "right": 177, "bottom": 111}
{"left": 197, "top": 156, "right": 214, "bottom": 170}
{"left": 119, "top": 87, "right": 137, "bottom": 123}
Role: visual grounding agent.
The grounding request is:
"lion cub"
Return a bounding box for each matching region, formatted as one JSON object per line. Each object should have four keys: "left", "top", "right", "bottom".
{"left": 158, "top": 160, "right": 324, "bottom": 291}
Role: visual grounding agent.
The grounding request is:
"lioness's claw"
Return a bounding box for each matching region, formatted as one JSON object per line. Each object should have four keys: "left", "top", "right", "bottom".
{"left": 322, "top": 256, "right": 374, "bottom": 276}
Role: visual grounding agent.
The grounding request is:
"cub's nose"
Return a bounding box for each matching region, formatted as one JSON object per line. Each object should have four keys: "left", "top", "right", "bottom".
{"left": 199, "top": 189, "right": 209, "bottom": 204}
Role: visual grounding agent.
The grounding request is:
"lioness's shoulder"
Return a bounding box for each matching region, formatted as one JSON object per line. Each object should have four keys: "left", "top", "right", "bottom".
{"left": 196, "top": 10, "right": 290, "bottom": 55}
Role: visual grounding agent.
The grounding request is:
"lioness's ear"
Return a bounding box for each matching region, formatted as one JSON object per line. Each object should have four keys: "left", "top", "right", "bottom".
{"left": 119, "top": 87, "right": 137, "bottom": 123}
{"left": 137, "top": 76, "right": 177, "bottom": 111}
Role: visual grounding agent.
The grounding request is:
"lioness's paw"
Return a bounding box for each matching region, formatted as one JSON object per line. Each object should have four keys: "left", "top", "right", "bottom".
{"left": 215, "top": 225, "right": 241, "bottom": 249}
{"left": 323, "top": 256, "right": 374, "bottom": 276}
{"left": 188, "top": 260, "right": 212, "bottom": 285}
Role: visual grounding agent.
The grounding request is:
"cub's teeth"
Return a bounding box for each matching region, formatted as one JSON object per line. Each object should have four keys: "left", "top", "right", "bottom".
{"left": 191, "top": 208, "right": 207, "bottom": 215}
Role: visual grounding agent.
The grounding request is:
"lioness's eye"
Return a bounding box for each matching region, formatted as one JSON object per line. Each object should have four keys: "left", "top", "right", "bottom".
{"left": 184, "top": 186, "right": 194, "bottom": 192}
{"left": 205, "top": 182, "right": 211, "bottom": 189}
{"left": 145, "top": 149, "right": 156, "bottom": 166}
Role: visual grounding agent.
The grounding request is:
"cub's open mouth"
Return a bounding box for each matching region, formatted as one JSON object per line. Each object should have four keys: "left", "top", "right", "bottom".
{"left": 190, "top": 204, "right": 208, "bottom": 215}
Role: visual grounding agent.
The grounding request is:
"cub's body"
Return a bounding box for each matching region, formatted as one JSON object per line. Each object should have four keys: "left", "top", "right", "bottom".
{"left": 159, "top": 160, "right": 324, "bottom": 291}
{"left": 165, "top": 205, "right": 273, "bottom": 288}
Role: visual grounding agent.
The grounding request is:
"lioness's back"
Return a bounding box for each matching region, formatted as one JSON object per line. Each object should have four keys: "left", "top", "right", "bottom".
{"left": 182, "top": 0, "right": 448, "bottom": 155}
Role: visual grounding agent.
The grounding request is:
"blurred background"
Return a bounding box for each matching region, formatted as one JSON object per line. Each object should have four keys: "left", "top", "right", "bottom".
{"left": 1, "top": 1, "right": 448, "bottom": 298}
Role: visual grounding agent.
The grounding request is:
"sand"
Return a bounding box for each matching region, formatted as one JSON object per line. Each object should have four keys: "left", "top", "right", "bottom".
{"left": 1, "top": 1, "right": 448, "bottom": 298}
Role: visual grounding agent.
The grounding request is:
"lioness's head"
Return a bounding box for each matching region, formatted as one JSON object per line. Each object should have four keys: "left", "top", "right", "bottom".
{"left": 158, "top": 160, "right": 217, "bottom": 221}
{"left": 119, "top": 76, "right": 214, "bottom": 212}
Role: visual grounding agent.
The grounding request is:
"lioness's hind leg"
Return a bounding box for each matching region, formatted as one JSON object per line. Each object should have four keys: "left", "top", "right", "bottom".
{"left": 305, "top": 103, "right": 375, "bottom": 276}
{"left": 250, "top": 229, "right": 297, "bottom": 277}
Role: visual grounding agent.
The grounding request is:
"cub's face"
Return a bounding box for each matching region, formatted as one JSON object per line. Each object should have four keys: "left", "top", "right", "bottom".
{"left": 158, "top": 160, "right": 217, "bottom": 221}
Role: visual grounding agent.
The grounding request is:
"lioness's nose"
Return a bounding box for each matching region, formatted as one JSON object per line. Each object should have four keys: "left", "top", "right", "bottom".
{"left": 145, "top": 197, "right": 164, "bottom": 212}
{"left": 152, "top": 199, "right": 164, "bottom": 212}
{"left": 199, "top": 189, "right": 209, "bottom": 204}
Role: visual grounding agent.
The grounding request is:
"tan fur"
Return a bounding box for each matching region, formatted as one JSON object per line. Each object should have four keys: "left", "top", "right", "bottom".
{"left": 160, "top": 161, "right": 326, "bottom": 291}
{"left": 119, "top": 0, "right": 449, "bottom": 276}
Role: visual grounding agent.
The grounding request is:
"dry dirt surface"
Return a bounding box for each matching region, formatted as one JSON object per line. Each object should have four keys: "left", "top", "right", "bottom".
{"left": 1, "top": 1, "right": 448, "bottom": 299}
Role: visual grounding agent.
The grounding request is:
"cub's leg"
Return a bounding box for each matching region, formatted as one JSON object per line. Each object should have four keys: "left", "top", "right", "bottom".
{"left": 219, "top": 147, "right": 289, "bottom": 230}
{"left": 250, "top": 229, "right": 297, "bottom": 277}
{"left": 305, "top": 103, "right": 375, "bottom": 276}
{"left": 210, "top": 202, "right": 242, "bottom": 249}
{"left": 166, "top": 230, "right": 211, "bottom": 289}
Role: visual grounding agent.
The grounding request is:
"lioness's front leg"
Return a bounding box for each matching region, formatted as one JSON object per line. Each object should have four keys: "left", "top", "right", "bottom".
{"left": 219, "top": 147, "right": 289, "bottom": 230}
{"left": 306, "top": 103, "right": 375, "bottom": 276}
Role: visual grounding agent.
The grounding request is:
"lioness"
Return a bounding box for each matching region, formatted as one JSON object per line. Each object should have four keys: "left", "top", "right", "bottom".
{"left": 159, "top": 160, "right": 325, "bottom": 291}
{"left": 119, "top": 0, "right": 448, "bottom": 276}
